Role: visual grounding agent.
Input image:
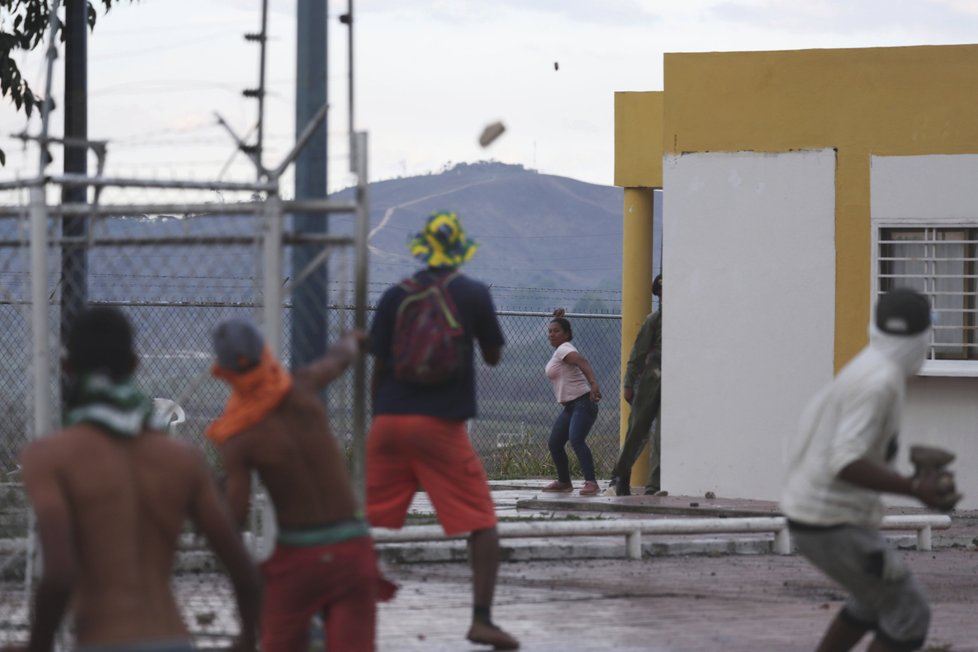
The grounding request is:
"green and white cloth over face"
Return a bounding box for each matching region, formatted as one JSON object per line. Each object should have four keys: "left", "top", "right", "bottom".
{"left": 63, "top": 373, "right": 166, "bottom": 437}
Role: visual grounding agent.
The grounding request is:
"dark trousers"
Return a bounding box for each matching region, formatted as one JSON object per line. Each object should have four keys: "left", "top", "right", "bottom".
{"left": 611, "top": 370, "right": 661, "bottom": 491}
{"left": 548, "top": 394, "right": 598, "bottom": 483}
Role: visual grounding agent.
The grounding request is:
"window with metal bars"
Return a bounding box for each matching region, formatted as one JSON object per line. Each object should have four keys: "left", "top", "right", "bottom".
{"left": 878, "top": 227, "right": 978, "bottom": 361}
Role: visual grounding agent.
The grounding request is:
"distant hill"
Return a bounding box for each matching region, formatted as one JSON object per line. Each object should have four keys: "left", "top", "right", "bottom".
{"left": 0, "top": 162, "right": 635, "bottom": 312}
{"left": 331, "top": 161, "right": 626, "bottom": 311}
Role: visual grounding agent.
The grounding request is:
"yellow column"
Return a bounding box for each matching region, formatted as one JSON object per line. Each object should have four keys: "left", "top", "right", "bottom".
{"left": 620, "top": 188, "right": 654, "bottom": 486}
{"left": 834, "top": 148, "right": 871, "bottom": 370}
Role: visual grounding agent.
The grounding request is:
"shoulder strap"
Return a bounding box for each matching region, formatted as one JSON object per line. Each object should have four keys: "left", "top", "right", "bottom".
{"left": 399, "top": 275, "right": 424, "bottom": 292}
{"left": 437, "top": 269, "right": 461, "bottom": 289}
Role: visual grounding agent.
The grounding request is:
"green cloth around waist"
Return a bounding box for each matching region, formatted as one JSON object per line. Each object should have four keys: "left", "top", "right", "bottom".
{"left": 276, "top": 519, "right": 370, "bottom": 547}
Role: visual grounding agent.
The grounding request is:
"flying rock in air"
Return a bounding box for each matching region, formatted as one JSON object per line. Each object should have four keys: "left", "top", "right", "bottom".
{"left": 479, "top": 121, "right": 506, "bottom": 148}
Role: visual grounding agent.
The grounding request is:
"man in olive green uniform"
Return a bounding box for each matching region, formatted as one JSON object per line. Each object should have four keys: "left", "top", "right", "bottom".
{"left": 605, "top": 274, "right": 663, "bottom": 497}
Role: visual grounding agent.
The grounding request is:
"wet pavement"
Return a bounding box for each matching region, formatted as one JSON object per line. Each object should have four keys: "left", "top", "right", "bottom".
{"left": 376, "top": 480, "right": 978, "bottom": 652}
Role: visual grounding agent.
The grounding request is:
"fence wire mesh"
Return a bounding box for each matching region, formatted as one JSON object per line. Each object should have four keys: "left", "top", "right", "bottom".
{"left": 0, "top": 158, "right": 369, "bottom": 646}
{"left": 0, "top": 188, "right": 624, "bottom": 648}
{"left": 474, "top": 311, "right": 623, "bottom": 479}
{"left": 0, "top": 199, "right": 272, "bottom": 648}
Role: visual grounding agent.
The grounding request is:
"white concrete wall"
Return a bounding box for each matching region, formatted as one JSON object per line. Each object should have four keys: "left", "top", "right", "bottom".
{"left": 661, "top": 150, "right": 836, "bottom": 500}
{"left": 898, "top": 377, "right": 978, "bottom": 510}
{"left": 872, "top": 154, "right": 978, "bottom": 510}
{"left": 872, "top": 154, "right": 978, "bottom": 220}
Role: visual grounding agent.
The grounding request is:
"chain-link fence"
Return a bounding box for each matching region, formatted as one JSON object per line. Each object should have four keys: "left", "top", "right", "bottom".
{"left": 0, "top": 115, "right": 369, "bottom": 646}
{"left": 0, "top": 217, "right": 357, "bottom": 648}
{"left": 0, "top": 163, "right": 625, "bottom": 651}
{"left": 290, "top": 306, "right": 624, "bottom": 482}
{"left": 0, "top": 272, "right": 623, "bottom": 648}
{"left": 474, "top": 310, "right": 622, "bottom": 478}
{"left": 0, "top": 299, "right": 622, "bottom": 483}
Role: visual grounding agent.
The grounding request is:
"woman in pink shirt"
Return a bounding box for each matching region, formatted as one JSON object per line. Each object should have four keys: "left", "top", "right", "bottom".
{"left": 542, "top": 309, "right": 602, "bottom": 496}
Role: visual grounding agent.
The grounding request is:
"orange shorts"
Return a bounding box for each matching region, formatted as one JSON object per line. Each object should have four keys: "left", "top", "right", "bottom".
{"left": 366, "top": 414, "right": 497, "bottom": 536}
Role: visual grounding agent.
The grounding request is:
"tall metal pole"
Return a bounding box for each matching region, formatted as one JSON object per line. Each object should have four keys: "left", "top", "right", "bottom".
{"left": 291, "top": 0, "right": 328, "bottom": 370}
{"left": 256, "top": 0, "right": 268, "bottom": 174}
{"left": 61, "top": 0, "right": 89, "bottom": 407}
{"left": 27, "top": 0, "right": 64, "bottom": 606}
{"left": 31, "top": 1, "right": 62, "bottom": 442}
{"left": 244, "top": 0, "right": 269, "bottom": 178}
{"left": 341, "top": 0, "right": 354, "bottom": 164}
{"left": 249, "top": 0, "right": 274, "bottom": 560}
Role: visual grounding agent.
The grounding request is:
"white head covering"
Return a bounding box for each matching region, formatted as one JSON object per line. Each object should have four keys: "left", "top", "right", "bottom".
{"left": 868, "top": 321, "right": 931, "bottom": 378}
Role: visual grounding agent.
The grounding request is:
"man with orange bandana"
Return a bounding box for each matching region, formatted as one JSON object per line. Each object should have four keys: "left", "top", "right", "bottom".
{"left": 367, "top": 210, "right": 519, "bottom": 650}
{"left": 208, "top": 319, "right": 394, "bottom": 652}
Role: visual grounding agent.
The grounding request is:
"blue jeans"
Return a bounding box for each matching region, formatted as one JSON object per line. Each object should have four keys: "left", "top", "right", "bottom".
{"left": 548, "top": 393, "right": 598, "bottom": 483}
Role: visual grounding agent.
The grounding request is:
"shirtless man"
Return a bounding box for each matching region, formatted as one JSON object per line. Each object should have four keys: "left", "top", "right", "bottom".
{"left": 17, "top": 306, "right": 261, "bottom": 652}
{"left": 207, "top": 319, "right": 393, "bottom": 652}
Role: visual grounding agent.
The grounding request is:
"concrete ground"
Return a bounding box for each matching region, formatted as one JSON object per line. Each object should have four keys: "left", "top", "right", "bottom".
{"left": 2, "top": 480, "right": 973, "bottom": 650}
{"left": 375, "top": 480, "right": 978, "bottom": 652}
{"left": 378, "top": 551, "right": 978, "bottom": 652}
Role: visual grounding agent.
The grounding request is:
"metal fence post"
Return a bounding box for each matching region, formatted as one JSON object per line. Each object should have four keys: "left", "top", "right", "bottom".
{"left": 26, "top": 183, "right": 49, "bottom": 604}
{"left": 29, "top": 185, "right": 50, "bottom": 450}
{"left": 351, "top": 131, "right": 369, "bottom": 507}
{"left": 24, "top": 0, "right": 63, "bottom": 608}
{"left": 262, "top": 193, "right": 284, "bottom": 355}
{"left": 255, "top": 191, "right": 284, "bottom": 560}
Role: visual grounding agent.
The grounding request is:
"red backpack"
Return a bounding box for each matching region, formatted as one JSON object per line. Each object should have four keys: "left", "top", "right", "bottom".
{"left": 392, "top": 270, "right": 469, "bottom": 384}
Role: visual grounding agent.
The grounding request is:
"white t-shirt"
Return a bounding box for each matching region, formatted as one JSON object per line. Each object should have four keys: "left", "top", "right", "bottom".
{"left": 545, "top": 342, "right": 591, "bottom": 404}
{"left": 780, "top": 341, "right": 906, "bottom": 528}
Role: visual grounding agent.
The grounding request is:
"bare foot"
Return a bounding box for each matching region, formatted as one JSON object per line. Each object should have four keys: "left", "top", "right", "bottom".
{"left": 466, "top": 621, "right": 520, "bottom": 650}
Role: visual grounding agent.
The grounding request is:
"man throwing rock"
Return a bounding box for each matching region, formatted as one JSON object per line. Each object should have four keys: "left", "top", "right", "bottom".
{"left": 208, "top": 319, "right": 394, "bottom": 652}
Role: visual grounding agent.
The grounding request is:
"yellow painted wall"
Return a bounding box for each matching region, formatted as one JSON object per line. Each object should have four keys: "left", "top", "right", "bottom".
{"left": 615, "top": 92, "right": 663, "bottom": 189}
{"left": 655, "top": 44, "right": 978, "bottom": 368}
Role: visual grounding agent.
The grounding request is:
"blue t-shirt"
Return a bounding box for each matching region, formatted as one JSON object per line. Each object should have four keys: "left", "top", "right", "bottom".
{"left": 369, "top": 268, "right": 505, "bottom": 421}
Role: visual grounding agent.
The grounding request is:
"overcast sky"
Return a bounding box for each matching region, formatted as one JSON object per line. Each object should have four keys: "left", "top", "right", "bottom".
{"left": 4, "top": 0, "right": 978, "bottom": 194}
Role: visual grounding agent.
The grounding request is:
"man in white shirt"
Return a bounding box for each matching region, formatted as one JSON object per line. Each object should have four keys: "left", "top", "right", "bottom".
{"left": 781, "top": 288, "right": 958, "bottom": 652}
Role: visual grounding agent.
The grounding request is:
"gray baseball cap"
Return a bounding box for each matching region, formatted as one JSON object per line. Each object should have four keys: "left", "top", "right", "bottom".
{"left": 213, "top": 318, "right": 264, "bottom": 373}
